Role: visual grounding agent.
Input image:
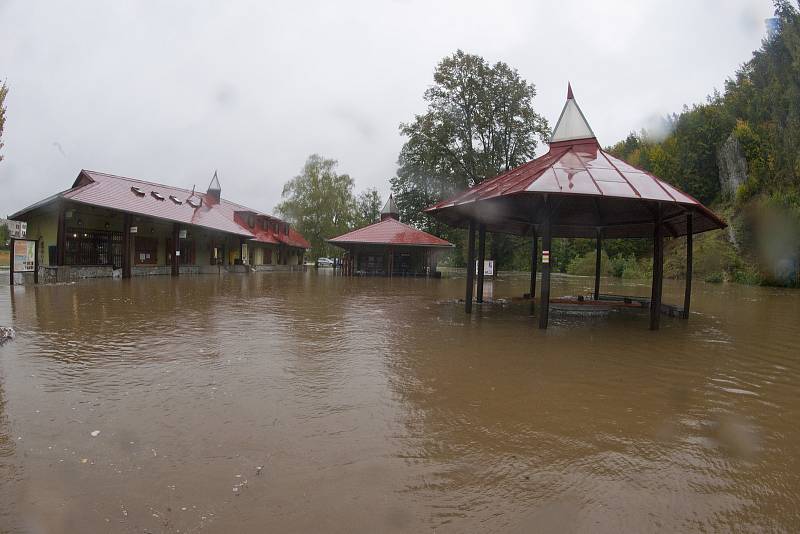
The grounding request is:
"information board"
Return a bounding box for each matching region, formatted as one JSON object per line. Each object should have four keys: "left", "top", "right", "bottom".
{"left": 13, "top": 240, "right": 36, "bottom": 272}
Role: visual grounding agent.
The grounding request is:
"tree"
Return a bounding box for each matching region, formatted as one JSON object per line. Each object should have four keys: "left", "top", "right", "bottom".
{"left": 0, "top": 223, "right": 8, "bottom": 250}
{"left": 276, "top": 154, "right": 356, "bottom": 259}
{"left": 391, "top": 50, "right": 550, "bottom": 266}
{"left": 0, "top": 80, "right": 7, "bottom": 163}
{"left": 355, "top": 188, "right": 382, "bottom": 227}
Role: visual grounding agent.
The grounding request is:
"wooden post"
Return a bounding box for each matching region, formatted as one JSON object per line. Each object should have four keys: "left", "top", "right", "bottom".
{"left": 465, "top": 219, "right": 476, "bottom": 314}
{"left": 538, "top": 199, "right": 552, "bottom": 329}
{"left": 684, "top": 212, "right": 693, "bottom": 319}
{"left": 650, "top": 203, "right": 664, "bottom": 330}
{"left": 33, "top": 239, "right": 39, "bottom": 284}
{"left": 594, "top": 229, "right": 602, "bottom": 301}
{"left": 9, "top": 237, "right": 14, "bottom": 286}
{"left": 476, "top": 224, "right": 486, "bottom": 303}
{"left": 530, "top": 229, "right": 537, "bottom": 299}
{"left": 172, "top": 223, "right": 180, "bottom": 277}
{"left": 122, "top": 213, "right": 131, "bottom": 279}
{"left": 56, "top": 204, "right": 66, "bottom": 266}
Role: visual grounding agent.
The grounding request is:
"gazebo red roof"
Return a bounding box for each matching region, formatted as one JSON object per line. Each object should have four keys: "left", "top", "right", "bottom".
{"left": 425, "top": 86, "right": 726, "bottom": 239}
{"left": 328, "top": 217, "right": 453, "bottom": 248}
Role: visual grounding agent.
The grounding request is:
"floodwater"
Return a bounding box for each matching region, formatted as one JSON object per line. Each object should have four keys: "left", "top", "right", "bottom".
{"left": 0, "top": 270, "right": 798, "bottom": 533}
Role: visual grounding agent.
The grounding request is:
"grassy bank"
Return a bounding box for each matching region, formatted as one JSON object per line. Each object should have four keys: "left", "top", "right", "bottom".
{"left": 0, "top": 249, "right": 9, "bottom": 268}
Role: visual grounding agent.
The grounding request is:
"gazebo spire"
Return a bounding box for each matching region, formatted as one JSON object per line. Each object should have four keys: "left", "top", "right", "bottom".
{"left": 381, "top": 194, "right": 399, "bottom": 221}
{"left": 550, "top": 83, "right": 595, "bottom": 143}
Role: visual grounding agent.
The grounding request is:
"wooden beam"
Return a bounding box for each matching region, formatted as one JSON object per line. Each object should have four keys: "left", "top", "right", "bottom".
{"left": 594, "top": 229, "right": 602, "bottom": 301}
{"left": 530, "top": 228, "right": 537, "bottom": 299}
{"left": 465, "top": 219, "right": 476, "bottom": 314}
{"left": 56, "top": 203, "right": 66, "bottom": 266}
{"left": 172, "top": 223, "right": 180, "bottom": 277}
{"left": 476, "top": 224, "right": 486, "bottom": 303}
{"left": 539, "top": 198, "right": 552, "bottom": 329}
{"left": 684, "top": 213, "right": 693, "bottom": 319}
{"left": 650, "top": 204, "right": 664, "bottom": 330}
{"left": 122, "top": 213, "right": 131, "bottom": 279}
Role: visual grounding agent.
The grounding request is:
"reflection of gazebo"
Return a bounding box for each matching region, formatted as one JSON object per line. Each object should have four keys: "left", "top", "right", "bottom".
{"left": 425, "top": 85, "right": 727, "bottom": 329}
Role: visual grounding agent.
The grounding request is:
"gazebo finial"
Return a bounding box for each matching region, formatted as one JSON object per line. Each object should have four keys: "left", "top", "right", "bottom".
{"left": 567, "top": 82, "right": 574, "bottom": 100}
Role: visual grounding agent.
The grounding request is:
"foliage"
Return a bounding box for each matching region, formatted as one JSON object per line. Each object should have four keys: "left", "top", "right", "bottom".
{"left": 566, "top": 250, "right": 613, "bottom": 277}
{"left": 0, "top": 223, "right": 9, "bottom": 250}
{"left": 0, "top": 80, "right": 7, "bottom": 163}
{"left": 354, "top": 188, "right": 382, "bottom": 227}
{"left": 276, "top": 154, "right": 357, "bottom": 259}
{"left": 391, "top": 50, "right": 549, "bottom": 266}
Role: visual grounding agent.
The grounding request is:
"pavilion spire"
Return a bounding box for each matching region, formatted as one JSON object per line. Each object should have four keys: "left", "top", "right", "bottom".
{"left": 550, "top": 83, "right": 596, "bottom": 143}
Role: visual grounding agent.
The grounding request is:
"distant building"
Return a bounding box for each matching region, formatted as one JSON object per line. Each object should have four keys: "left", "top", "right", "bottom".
{"left": 9, "top": 170, "right": 310, "bottom": 283}
{"left": 328, "top": 195, "right": 453, "bottom": 276}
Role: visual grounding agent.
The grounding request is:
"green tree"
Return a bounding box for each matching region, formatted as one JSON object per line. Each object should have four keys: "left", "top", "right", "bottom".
{"left": 276, "top": 154, "right": 356, "bottom": 259}
{"left": 391, "top": 50, "right": 550, "bottom": 266}
{"left": 0, "top": 80, "right": 8, "bottom": 162}
{"left": 0, "top": 223, "right": 9, "bottom": 250}
{"left": 355, "top": 188, "right": 382, "bottom": 227}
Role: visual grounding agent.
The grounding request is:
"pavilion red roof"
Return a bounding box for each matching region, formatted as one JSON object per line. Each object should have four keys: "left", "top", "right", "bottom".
{"left": 425, "top": 86, "right": 726, "bottom": 239}
{"left": 11, "top": 170, "right": 310, "bottom": 248}
{"left": 328, "top": 217, "right": 453, "bottom": 248}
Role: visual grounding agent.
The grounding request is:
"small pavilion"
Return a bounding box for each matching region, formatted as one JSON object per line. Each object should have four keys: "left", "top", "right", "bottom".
{"left": 425, "top": 85, "right": 727, "bottom": 329}
{"left": 329, "top": 195, "right": 453, "bottom": 276}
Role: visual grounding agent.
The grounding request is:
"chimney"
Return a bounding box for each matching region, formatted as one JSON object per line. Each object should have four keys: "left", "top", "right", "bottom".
{"left": 207, "top": 170, "right": 221, "bottom": 203}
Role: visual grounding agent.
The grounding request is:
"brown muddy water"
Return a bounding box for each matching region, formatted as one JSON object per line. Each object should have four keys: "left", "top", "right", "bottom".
{"left": 0, "top": 270, "right": 798, "bottom": 533}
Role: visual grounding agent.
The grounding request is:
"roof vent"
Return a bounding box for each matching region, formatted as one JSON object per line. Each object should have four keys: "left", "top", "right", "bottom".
{"left": 131, "top": 186, "right": 146, "bottom": 197}
{"left": 186, "top": 197, "right": 202, "bottom": 209}
{"left": 151, "top": 191, "right": 165, "bottom": 201}
{"left": 169, "top": 195, "right": 183, "bottom": 205}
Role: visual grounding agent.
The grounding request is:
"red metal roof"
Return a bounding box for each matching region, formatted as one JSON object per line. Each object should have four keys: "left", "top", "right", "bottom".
{"left": 328, "top": 217, "right": 453, "bottom": 248}
{"left": 425, "top": 87, "right": 726, "bottom": 238}
{"left": 11, "top": 170, "right": 310, "bottom": 248}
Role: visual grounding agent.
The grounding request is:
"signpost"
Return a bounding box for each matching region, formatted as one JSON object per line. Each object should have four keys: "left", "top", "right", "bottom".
{"left": 9, "top": 237, "right": 38, "bottom": 285}
{"left": 475, "top": 259, "right": 495, "bottom": 276}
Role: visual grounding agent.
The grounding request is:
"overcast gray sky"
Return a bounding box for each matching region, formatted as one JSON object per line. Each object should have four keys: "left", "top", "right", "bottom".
{"left": 0, "top": 0, "right": 775, "bottom": 217}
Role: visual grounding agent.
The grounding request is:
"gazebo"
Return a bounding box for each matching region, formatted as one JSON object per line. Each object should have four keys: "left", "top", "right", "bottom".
{"left": 329, "top": 195, "right": 454, "bottom": 276}
{"left": 425, "top": 85, "right": 727, "bottom": 330}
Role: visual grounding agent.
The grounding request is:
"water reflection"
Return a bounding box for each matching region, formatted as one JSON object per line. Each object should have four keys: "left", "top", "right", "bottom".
{"left": 0, "top": 272, "right": 798, "bottom": 531}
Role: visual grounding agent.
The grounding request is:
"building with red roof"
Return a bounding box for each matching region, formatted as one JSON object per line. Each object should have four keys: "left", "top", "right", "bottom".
{"left": 328, "top": 195, "right": 453, "bottom": 276}
{"left": 10, "top": 170, "right": 310, "bottom": 282}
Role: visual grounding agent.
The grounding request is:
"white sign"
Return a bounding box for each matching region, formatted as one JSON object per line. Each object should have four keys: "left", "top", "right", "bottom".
{"left": 179, "top": 229, "right": 187, "bottom": 239}
{"left": 9, "top": 220, "right": 27, "bottom": 238}
{"left": 175, "top": 250, "right": 181, "bottom": 257}
{"left": 542, "top": 250, "right": 550, "bottom": 264}
{"left": 475, "top": 259, "right": 494, "bottom": 276}
{"left": 130, "top": 226, "right": 138, "bottom": 234}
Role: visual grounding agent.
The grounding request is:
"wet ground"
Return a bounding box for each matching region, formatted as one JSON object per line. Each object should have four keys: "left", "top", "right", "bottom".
{"left": 0, "top": 270, "right": 798, "bottom": 533}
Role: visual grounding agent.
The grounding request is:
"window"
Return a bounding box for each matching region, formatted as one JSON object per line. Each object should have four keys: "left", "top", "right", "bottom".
{"left": 247, "top": 215, "right": 255, "bottom": 228}
{"left": 264, "top": 248, "right": 272, "bottom": 264}
{"left": 64, "top": 228, "right": 123, "bottom": 268}
{"left": 134, "top": 236, "right": 158, "bottom": 265}
{"left": 187, "top": 197, "right": 202, "bottom": 208}
{"left": 167, "top": 238, "right": 196, "bottom": 265}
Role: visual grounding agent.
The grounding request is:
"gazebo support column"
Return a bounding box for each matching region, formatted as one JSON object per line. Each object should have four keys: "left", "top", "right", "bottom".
{"left": 684, "top": 213, "right": 693, "bottom": 319}
{"left": 530, "top": 229, "right": 537, "bottom": 299}
{"left": 476, "top": 224, "right": 486, "bottom": 303}
{"left": 538, "top": 203, "right": 552, "bottom": 329}
{"left": 465, "top": 219, "right": 476, "bottom": 314}
{"left": 650, "top": 204, "right": 664, "bottom": 330}
{"left": 594, "top": 229, "right": 602, "bottom": 301}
